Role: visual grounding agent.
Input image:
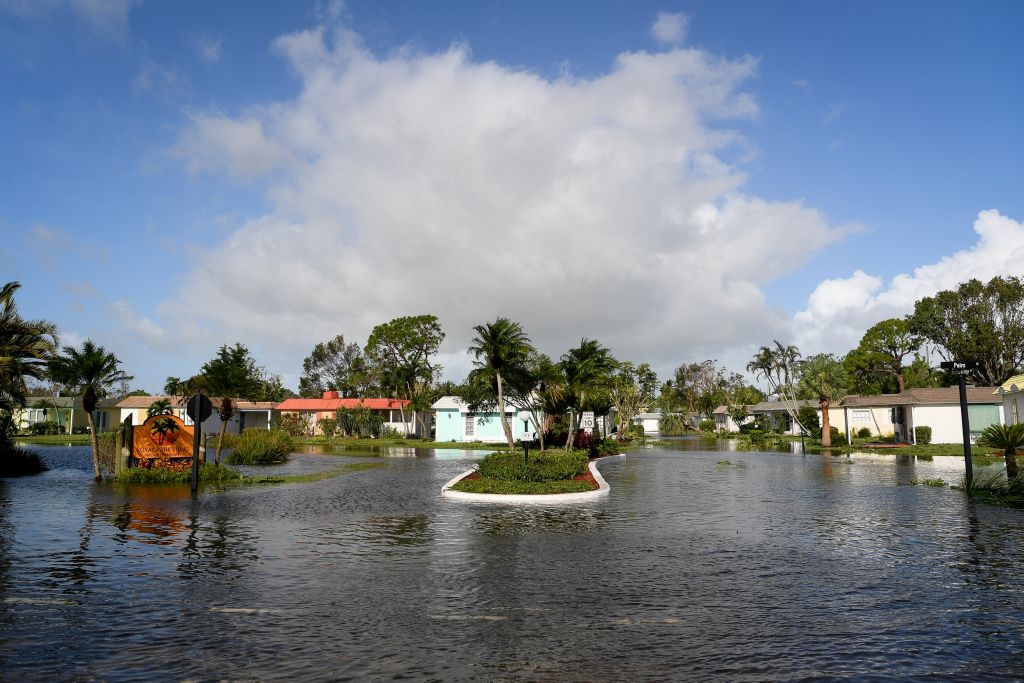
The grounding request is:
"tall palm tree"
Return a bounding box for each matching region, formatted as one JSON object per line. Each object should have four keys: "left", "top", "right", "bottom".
{"left": 747, "top": 341, "right": 806, "bottom": 434}
{"left": 468, "top": 318, "right": 533, "bottom": 451}
{"left": 0, "top": 281, "right": 58, "bottom": 418}
{"left": 48, "top": 340, "right": 132, "bottom": 480}
{"left": 147, "top": 398, "right": 174, "bottom": 418}
{"left": 978, "top": 423, "right": 1024, "bottom": 480}
{"left": 560, "top": 338, "right": 617, "bottom": 449}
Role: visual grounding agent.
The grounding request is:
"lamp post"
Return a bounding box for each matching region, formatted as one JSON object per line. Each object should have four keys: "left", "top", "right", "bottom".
{"left": 518, "top": 410, "right": 533, "bottom": 466}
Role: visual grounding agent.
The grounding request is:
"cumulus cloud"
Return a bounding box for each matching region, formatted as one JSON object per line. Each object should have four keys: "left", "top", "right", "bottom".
{"left": 650, "top": 12, "right": 688, "bottom": 45}
{"left": 794, "top": 210, "right": 1024, "bottom": 354}
{"left": 156, "top": 20, "right": 846, "bottom": 385}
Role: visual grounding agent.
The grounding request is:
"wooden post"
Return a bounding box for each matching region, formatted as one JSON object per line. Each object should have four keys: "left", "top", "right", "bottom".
{"left": 115, "top": 415, "right": 133, "bottom": 474}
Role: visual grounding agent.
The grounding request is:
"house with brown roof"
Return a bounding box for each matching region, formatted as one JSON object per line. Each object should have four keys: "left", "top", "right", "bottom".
{"left": 275, "top": 392, "right": 427, "bottom": 436}
{"left": 839, "top": 387, "right": 1002, "bottom": 444}
{"left": 15, "top": 395, "right": 120, "bottom": 434}
{"left": 115, "top": 395, "right": 278, "bottom": 433}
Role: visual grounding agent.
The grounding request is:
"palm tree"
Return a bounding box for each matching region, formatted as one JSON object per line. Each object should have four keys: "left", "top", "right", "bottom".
{"left": 48, "top": 340, "right": 132, "bottom": 480}
{"left": 147, "top": 398, "right": 174, "bottom": 418}
{"left": 747, "top": 341, "right": 806, "bottom": 434}
{"left": 0, "top": 281, "right": 58, "bottom": 417}
{"left": 978, "top": 423, "right": 1024, "bottom": 480}
{"left": 560, "top": 338, "right": 617, "bottom": 449}
{"left": 468, "top": 318, "right": 533, "bottom": 451}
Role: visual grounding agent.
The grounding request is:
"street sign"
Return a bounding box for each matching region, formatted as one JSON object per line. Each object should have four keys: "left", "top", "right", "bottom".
{"left": 186, "top": 394, "right": 214, "bottom": 423}
{"left": 581, "top": 411, "right": 595, "bottom": 431}
{"left": 940, "top": 360, "right": 979, "bottom": 375}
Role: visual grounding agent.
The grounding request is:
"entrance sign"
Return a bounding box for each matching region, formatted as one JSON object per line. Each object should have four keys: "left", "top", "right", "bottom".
{"left": 581, "top": 411, "right": 595, "bottom": 431}
{"left": 133, "top": 414, "right": 194, "bottom": 468}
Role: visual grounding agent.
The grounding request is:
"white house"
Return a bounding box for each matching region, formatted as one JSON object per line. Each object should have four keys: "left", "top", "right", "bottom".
{"left": 995, "top": 374, "right": 1024, "bottom": 425}
{"left": 433, "top": 396, "right": 535, "bottom": 443}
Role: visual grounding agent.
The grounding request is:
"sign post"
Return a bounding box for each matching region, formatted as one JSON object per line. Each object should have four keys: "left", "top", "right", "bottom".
{"left": 581, "top": 411, "right": 595, "bottom": 433}
{"left": 186, "top": 393, "right": 214, "bottom": 493}
{"left": 517, "top": 410, "right": 533, "bottom": 467}
{"left": 940, "top": 360, "right": 980, "bottom": 487}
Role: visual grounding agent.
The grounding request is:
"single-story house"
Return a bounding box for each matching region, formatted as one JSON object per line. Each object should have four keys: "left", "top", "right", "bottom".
{"left": 276, "top": 392, "right": 425, "bottom": 436}
{"left": 713, "top": 405, "right": 753, "bottom": 432}
{"left": 433, "top": 396, "right": 535, "bottom": 443}
{"left": 115, "top": 395, "right": 278, "bottom": 434}
{"left": 632, "top": 412, "right": 662, "bottom": 435}
{"left": 14, "top": 395, "right": 120, "bottom": 434}
{"left": 841, "top": 387, "right": 1001, "bottom": 444}
{"left": 748, "top": 400, "right": 846, "bottom": 436}
{"left": 995, "top": 374, "right": 1024, "bottom": 425}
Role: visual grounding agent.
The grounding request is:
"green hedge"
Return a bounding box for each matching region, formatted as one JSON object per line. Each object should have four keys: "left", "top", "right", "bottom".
{"left": 476, "top": 449, "right": 588, "bottom": 483}
{"left": 915, "top": 426, "right": 932, "bottom": 445}
{"left": 227, "top": 429, "right": 293, "bottom": 465}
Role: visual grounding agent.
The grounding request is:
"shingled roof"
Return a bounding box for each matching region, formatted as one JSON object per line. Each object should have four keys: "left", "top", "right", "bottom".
{"left": 842, "top": 387, "right": 999, "bottom": 407}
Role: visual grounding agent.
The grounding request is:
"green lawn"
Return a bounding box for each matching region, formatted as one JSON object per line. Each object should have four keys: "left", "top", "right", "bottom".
{"left": 14, "top": 434, "right": 92, "bottom": 444}
{"left": 291, "top": 436, "right": 510, "bottom": 451}
{"left": 450, "top": 477, "right": 596, "bottom": 495}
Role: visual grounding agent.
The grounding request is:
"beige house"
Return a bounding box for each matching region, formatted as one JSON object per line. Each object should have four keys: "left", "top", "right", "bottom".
{"left": 841, "top": 387, "right": 1001, "bottom": 444}
{"left": 15, "top": 395, "right": 120, "bottom": 434}
{"left": 115, "top": 395, "right": 277, "bottom": 433}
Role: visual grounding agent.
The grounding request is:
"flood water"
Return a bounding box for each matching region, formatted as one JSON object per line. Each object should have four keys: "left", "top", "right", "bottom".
{"left": 2, "top": 439, "right": 1024, "bottom": 680}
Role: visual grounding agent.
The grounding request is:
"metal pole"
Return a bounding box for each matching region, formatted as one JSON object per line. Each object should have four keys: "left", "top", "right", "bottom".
{"left": 190, "top": 395, "right": 202, "bottom": 494}
{"left": 523, "top": 440, "right": 529, "bottom": 467}
{"left": 958, "top": 374, "right": 973, "bottom": 487}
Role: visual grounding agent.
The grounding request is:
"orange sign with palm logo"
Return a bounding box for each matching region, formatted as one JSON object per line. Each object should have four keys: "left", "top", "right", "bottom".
{"left": 134, "top": 414, "right": 194, "bottom": 464}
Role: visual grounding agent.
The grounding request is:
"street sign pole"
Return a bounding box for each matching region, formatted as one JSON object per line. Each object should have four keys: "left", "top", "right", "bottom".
{"left": 958, "top": 373, "right": 973, "bottom": 488}
{"left": 190, "top": 395, "right": 202, "bottom": 493}
{"left": 941, "top": 360, "right": 978, "bottom": 488}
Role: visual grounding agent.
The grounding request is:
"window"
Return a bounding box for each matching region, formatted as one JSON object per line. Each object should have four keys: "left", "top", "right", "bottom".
{"left": 852, "top": 409, "right": 871, "bottom": 423}
{"left": 464, "top": 414, "right": 475, "bottom": 437}
{"left": 1013, "top": 399, "right": 1019, "bottom": 425}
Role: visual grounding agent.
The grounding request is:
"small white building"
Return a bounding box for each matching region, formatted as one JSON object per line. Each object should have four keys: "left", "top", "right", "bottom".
{"left": 995, "top": 374, "right": 1024, "bottom": 425}
{"left": 632, "top": 412, "right": 662, "bottom": 435}
{"left": 842, "top": 387, "right": 1001, "bottom": 444}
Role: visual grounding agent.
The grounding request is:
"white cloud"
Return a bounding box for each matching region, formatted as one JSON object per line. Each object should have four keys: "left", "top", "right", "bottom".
{"left": 190, "top": 33, "right": 223, "bottom": 64}
{"left": 794, "top": 210, "right": 1024, "bottom": 354}
{"left": 134, "top": 56, "right": 191, "bottom": 97}
{"left": 159, "top": 22, "right": 845, "bottom": 385}
{"left": 650, "top": 12, "right": 688, "bottom": 46}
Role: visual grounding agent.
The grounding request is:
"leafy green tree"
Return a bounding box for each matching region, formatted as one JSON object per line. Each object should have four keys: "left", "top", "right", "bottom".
{"left": 747, "top": 341, "right": 806, "bottom": 431}
{"left": 0, "top": 281, "right": 58, "bottom": 420}
{"left": 147, "top": 398, "right": 174, "bottom": 417}
{"left": 468, "top": 318, "right": 533, "bottom": 450}
{"left": 365, "top": 315, "right": 445, "bottom": 436}
{"left": 163, "top": 376, "right": 184, "bottom": 396}
{"left": 796, "top": 353, "right": 850, "bottom": 447}
{"left": 298, "top": 334, "right": 368, "bottom": 398}
{"left": 611, "top": 362, "right": 658, "bottom": 441}
{"left": 977, "top": 423, "right": 1024, "bottom": 480}
{"left": 48, "top": 340, "right": 132, "bottom": 480}
{"left": 560, "top": 338, "right": 617, "bottom": 449}
{"left": 199, "top": 343, "right": 263, "bottom": 465}
{"left": 909, "top": 275, "right": 1024, "bottom": 385}
{"left": 845, "top": 318, "right": 922, "bottom": 393}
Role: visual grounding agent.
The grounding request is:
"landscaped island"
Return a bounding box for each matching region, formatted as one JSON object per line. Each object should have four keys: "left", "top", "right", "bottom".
{"left": 448, "top": 449, "right": 595, "bottom": 495}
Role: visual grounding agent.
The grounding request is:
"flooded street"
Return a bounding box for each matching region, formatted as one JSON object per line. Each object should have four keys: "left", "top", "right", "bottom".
{"left": 2, "top": 440, "right": 1023, "bottom": 680}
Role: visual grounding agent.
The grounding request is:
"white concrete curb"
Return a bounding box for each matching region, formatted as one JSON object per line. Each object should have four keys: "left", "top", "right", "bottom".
{"left": 441, "top": 453, "right": 625, "bottom": 504}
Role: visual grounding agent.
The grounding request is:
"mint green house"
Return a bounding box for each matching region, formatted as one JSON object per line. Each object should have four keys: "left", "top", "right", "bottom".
{"left": 432, "top": 396, "right": 535, "bottom": 443}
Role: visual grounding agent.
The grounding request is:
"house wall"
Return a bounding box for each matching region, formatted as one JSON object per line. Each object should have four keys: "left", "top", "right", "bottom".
{"left": 1003, "top": 393, "right": 1023, "bottom": 425}
{"left": 435, "top": 408, "right": 461, "bottom": 441}
{"left": 844, "top": 407, "right": 896, "bottom": 439}
{"left": 435, "top": 409, "right": 531, "bottom": 443}
{"left": 912, "top": 404, "right": 1002, "bottom": 443}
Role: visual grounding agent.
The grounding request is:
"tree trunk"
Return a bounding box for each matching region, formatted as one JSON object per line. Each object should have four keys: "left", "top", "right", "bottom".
{"left": 496, "top": 370, "right": 515, "bottom": 450}
{"left": 820, "top": 398, "right": 832, "bottom": 447}
{"left": 86, "top": 411, "right": 101, "bottom": 481}
{"left": 1006, "top": 448, "right": 1020, "bottom": 480}
{"left": 528, "top": 408, "right": 545, "bottom": 451}
{"left": 399, "top": 404, "right": 408, "bottom": 437}
{"left": 215, "top": 419, "right": 227, "bottom": 465}
{"left": 896, "top": 372, "right": 905, "bottom": 393}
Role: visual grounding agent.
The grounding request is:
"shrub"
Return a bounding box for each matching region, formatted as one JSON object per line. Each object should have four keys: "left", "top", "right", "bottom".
{"left": 275, "top": 413, "right": 310, "bottom": 437}
{"left": 28, "top": 421, "right": 62, "bottom": 436}
{"left": 227, "top": 429, "right": 293, "bottom": 465}
{"left": 115, "top": 462, "right": 243, "bottom": 485}
{"left": 0, "top": 441, "right": 48, "bottom": 476}
{"left": 381, "top": 426, "right": 402, "bottom": 439}
{"left": 699, "top": 419, "right": 715, "bottom": 432}
{"left": 212, "top": 431, "right": 241, "bottom": 450}
{"left": 796, "top": 407, "right": 820, "bottom": 438}
{"left": 829, "top": 427, "right": 848, "bottom": 446}
{"left": 856, "top": 427, "right": 872, "bottom": 439}
{"left": 915, "top": 426, "right": 933, "bottom": 445}
{"left": 317, "top": 417, "right": 338, "bottom": 439}
{"left": 476, "top": 449, "right": 588, "bottom": 483}
{"left": 575, "top": 431, "right": 596, "bottom": 451}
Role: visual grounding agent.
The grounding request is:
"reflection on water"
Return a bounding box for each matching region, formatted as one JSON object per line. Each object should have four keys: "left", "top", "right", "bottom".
{"left": 0, "top": 443, "right": 1023, "bottom": 680}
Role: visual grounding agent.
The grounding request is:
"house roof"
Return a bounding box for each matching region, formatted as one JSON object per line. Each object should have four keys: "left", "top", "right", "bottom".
{"left": 25, "top": 395, "right": 119, "bottom": 409}
{"left": 996, "top": 374, "right": 1024, "bottom": 395}
{"left": 116, "top": 395, "right": 280, "bottom": 411}
{"left": 842, "top": 387, "right": 1000, "bottom": 407}
{"left": 276, "top": 397, "right": 410, "bottom": 411}
{"left": 432, "top": 396, "right": 466, "bottom": 410}
{"left": 749, "top": 399, "right": 818, "bottom": 413}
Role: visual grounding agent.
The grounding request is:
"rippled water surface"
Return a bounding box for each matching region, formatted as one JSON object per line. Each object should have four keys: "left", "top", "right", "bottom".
{"left": 2, "top": 439, "right": 1024, "bottom": 681}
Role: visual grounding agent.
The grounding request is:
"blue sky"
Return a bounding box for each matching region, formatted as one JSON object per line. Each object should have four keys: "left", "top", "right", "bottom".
{"left": 2, "top": 0, "right": 1023, "bottom": 392}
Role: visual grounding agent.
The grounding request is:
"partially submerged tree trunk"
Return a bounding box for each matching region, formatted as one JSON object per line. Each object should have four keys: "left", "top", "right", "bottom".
{"left": 820, "top": 398, "right": 832, "bottom": 447}
{"left": 86, "top": 411, "right": 101, "bottom": 481}
{"left": 215, "top": 398, "right": 232, "bottom": 465}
